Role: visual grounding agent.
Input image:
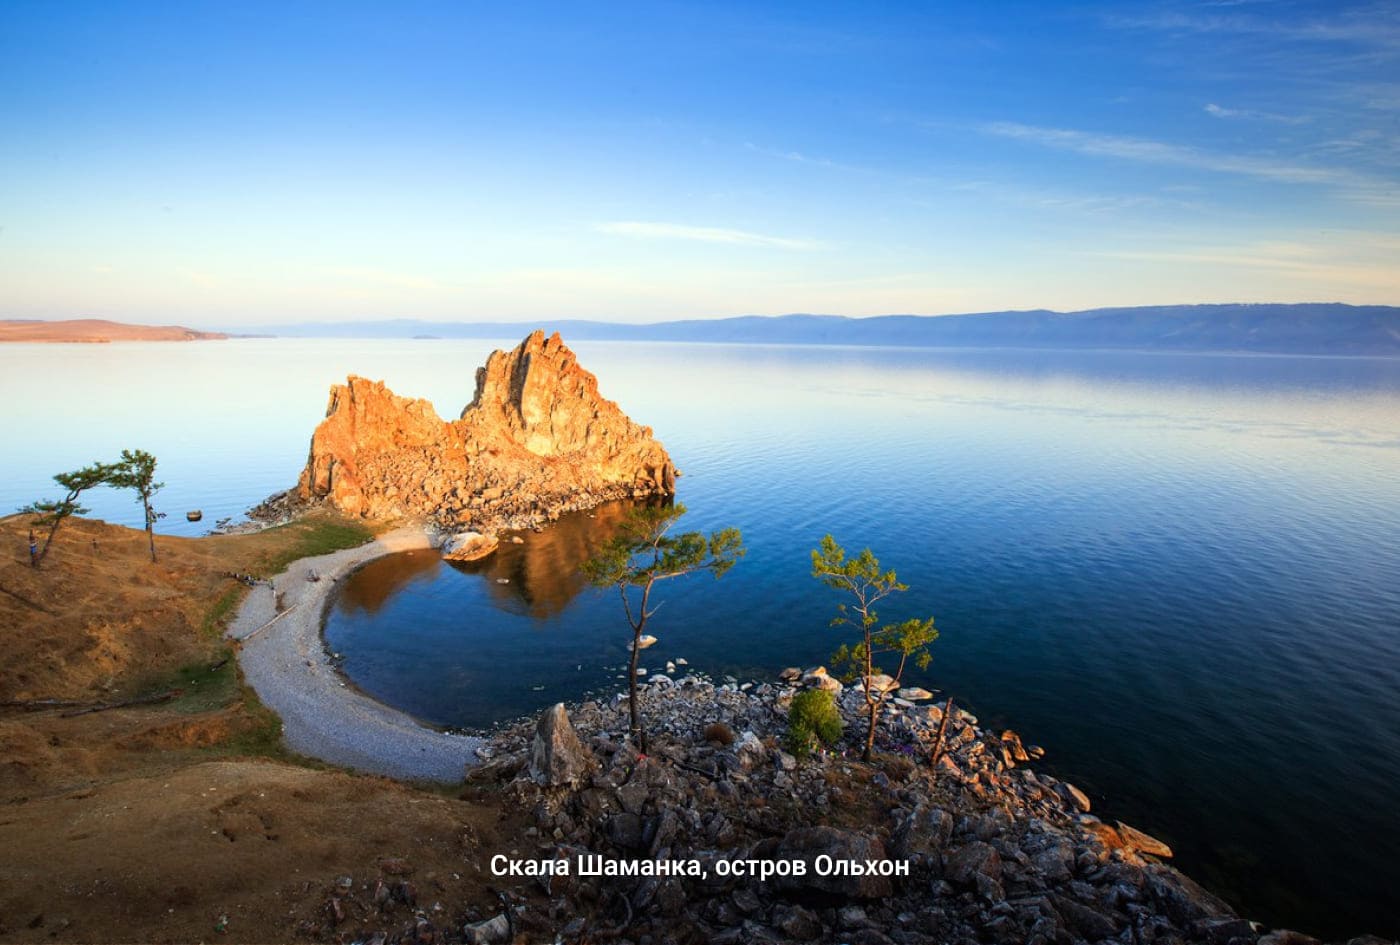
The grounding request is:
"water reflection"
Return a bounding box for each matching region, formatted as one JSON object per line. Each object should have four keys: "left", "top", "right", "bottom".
{"left": 336, "top": 549, "right": 443, "bottom": 615}
{"left": 335, "top": 500, "right": 648, "bottom": 621}
{"left": 448, "top": 501, "right": 640, "bottom": 619}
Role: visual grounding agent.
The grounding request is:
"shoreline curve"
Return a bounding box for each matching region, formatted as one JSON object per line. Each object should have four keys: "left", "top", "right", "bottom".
{"left": 227, "top": 524, "right": 482, "bottom": 782}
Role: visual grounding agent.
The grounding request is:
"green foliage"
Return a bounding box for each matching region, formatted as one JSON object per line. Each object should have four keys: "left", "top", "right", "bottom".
{"left": 201, "top": 585, "right": 245, "bottom": 639}
{"left": 108, "top": 449, "right": 165, "bottom": 561}
{"left": 786, "top": 689, "right": 844, "bottom": 758}
{"left": 811, "top": 534, "right": 938, "bottom": 761}
{"left": 582, "top": 503, "right": 745, "bottom": 752}
{"left": 107, "top": 449, "right": 163, "bottom": 509}
{"left": 581, "top": 504, "right": 744, "bottom": 591}
{"left": 21, "top": 460, "right": 119, "bottom": 567}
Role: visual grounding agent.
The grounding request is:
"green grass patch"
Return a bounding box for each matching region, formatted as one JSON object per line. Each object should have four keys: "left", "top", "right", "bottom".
{"left": 256, "top": 516, "right": 376, "bottom": 576}
{"left": 217, "top": 678, "right": 290, "bottom": 759}
{"left": 123, "top": 650, "right": 240, "bottom": 714}
{"left": 200, "top": 585, "right": 244, "bottom": 639}
{"left": 167, "top": 653, "right": 240, "bottom": 713}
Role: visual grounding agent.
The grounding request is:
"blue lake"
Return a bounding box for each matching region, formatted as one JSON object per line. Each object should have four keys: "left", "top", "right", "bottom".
{"left": 4, "top": 338, "right": 1399, "bottom": 937}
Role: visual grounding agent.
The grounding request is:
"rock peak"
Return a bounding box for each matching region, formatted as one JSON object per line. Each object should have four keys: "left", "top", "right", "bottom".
{"left": 296, "top": 332, "right": 675, "bottom": 529}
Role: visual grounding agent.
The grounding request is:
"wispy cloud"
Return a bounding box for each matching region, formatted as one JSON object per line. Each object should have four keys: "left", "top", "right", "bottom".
{"left": 1090, "top": 234, "right": 1400, "bottom": 290}
{"left": 595, "top": 221, "right": 824, "bottom": 250}
{"left": 981, "top": 121, "right": 1393, "bottom": 197}
{"left": 1108, "top": 8, "right": 1400, "bottom": 50}
{"left": 1204, "top": 102, "right": 1308, "bottom": 124}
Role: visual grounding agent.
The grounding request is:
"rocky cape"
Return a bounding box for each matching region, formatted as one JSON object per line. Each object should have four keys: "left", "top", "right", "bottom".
{"left": 0, "top": 318, "right": 227, "bottom": 343}
{"left": 287, "top": 331, "right": 676, "bottom": 535}
{"left": 300, "top": 671, "right": 1391, "bottom": 945}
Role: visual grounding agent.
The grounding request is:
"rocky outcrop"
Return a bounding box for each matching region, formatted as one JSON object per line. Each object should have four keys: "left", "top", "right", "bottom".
{"left": 454, "top": 673, "right": 1292, "bottom": 945}
{"left": 295, "top": 331, "right": 676, "bottom": 530}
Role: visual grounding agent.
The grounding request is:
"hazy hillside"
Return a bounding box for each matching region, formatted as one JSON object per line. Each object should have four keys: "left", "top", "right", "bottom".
{"left": 0, "top": 319, "right": 228, "bottom": 343}
{"left": 253, "top": 303, "right": 1400, "bottom": 355}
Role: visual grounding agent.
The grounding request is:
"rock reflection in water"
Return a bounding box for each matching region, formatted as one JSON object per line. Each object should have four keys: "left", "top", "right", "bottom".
{"left": 332, "top": 500, "right": 647, "bottom": 621}
{"left": 447, "top": 500, "right": 638, "bottom": 619}
{"left": 335, "top": 548, "right": 443, "bottom": 615}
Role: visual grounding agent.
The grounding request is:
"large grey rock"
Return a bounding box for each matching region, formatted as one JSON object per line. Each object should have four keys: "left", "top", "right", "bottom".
{"left": 529, "top": 703, "right": 596, "bottom": 787}
{"left": 890, "top": 803, "right": 953, "bottom": 862}
{"left": 1055, "top": 780, "right": 1092, "bottom": 813}
{"left": 944, "top": 840, "right": 1002, "bottom": 886}
{"left": 462, "top": 912, "right": 510, "bottom": 945}
{"left": 1143, "top": 865, "right": 1235, "bottom": 925}
{"left": 775, "top": 826, "right": 895, "bottom": 898}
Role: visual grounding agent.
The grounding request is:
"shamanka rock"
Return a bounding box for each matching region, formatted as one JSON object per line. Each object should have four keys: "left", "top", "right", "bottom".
{"left": 296, "top": 330, "right": 676, "bottom": 530}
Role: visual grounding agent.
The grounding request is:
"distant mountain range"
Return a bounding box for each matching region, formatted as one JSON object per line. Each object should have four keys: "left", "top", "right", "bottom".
{"left": 0, "top": 319, "right": 227, "bottom": 343}
{"left": 252, "top": 304, "right": 1400, "bottom": 355}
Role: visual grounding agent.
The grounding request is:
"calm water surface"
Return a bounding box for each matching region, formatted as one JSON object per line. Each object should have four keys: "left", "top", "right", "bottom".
{"left": 4, "top": 339, "right": 1399, "bottom": 937}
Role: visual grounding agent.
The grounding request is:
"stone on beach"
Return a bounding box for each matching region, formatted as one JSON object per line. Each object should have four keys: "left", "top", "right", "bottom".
{"left": 860, "top": 673, "right": 899, "bottom": 694}
{"left": 529, "top": 703, "right": 596, "bottom": 788}
{"left": 1116, "top": 820, "right": 1174, "bottom": 858}
{"left": 440, "top": 530, "right": 498, "bottom": 560}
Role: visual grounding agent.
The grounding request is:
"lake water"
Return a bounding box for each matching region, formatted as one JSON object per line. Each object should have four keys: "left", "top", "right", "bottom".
{"left": 4, "top": 338, "right": 1399, "bottom": 937}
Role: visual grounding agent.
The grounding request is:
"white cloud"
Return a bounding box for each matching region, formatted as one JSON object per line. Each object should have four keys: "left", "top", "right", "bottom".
{"left": 1204, "top": 102, "right": 1308, "bottom": 123}
{"left": 1089, "top": 234, "right": 1400, "bottom": 291}
{"left": 1107, "top": 9, "right": 1400, "bottom": 49}
{"left": 595, "top": 221, "right": 824, "bottom": 250}
{"left": 981, "top": 121, "right": 1391, "bottom": 197}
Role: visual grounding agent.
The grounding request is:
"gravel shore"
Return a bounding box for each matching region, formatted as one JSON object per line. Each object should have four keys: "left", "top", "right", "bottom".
{"left": 227, "top": 525, "right": 481, "bottom": 782}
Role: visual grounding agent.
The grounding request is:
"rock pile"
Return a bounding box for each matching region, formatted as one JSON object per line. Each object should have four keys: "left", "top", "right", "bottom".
{"left": 441, "top": 673, "right": 1370, "bottom": 945}
{"left": 293, "top": 331, "right": 676, "bottom": 531}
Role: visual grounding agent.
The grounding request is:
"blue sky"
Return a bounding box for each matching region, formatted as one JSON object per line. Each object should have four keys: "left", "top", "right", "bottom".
{"left": 2, "top": 1, "right": 1397, "bottom": 325}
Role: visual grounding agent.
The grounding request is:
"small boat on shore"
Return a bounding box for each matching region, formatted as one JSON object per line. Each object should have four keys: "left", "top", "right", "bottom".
{"left": 186, "top": 510, "right": 202, "bottom": 522}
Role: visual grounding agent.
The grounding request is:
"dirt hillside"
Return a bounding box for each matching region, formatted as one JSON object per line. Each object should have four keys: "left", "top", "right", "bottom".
{"left": 0, "top": 514, "right": 522, "bottom": 944}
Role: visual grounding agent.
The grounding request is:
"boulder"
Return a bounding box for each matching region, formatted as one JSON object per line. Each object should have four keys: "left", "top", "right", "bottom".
{"left": 775, "top": 827, "right": 895, "bottom": 898}
{"left": 897, "top": 687, "right": 934, "bottom": 701}
{"left": 890, "top": 803, "right": 953, "bottom": 861}
{"left": 944, "top": 840, "right": 1002, "bottom": 886}
{"left": 1054, "top": 780, "right": 1092, "bottom": 813}
{"left": 861, "top": 674, "right": 899, "bottom": 695}
{"left": 1258, "top": 932, "right": 1322, "bottom": 945}
{"left": 1116, "top": 821, "right": 1173, "bottom": 858}
{"left": 441, "top": 530, "right": 498, "bottom": 560}
{"left": 529, "top": 703, "right": 596, "bottom": 788}
{"left": 463, "top": 913, "right": 510, "bottom": 945}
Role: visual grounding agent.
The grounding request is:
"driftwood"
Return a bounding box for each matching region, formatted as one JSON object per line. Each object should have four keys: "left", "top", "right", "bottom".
{"left": 0, "top": 697, "right": 88, "bottom": 712}
{"left": 238, "top": 604, "right": 296, "bottom": 643}
{"left": 59, "top": 689, "right": 181, "bottom": 717}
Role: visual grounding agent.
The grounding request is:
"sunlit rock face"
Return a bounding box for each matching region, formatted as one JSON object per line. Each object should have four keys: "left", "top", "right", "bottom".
{"left": 297, "top": 330, "right": 676, "bottom": 529}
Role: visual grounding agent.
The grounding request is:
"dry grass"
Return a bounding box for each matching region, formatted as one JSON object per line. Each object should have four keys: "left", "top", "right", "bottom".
{"left": 0, "top": 512, "right": 519, "bottom": 944}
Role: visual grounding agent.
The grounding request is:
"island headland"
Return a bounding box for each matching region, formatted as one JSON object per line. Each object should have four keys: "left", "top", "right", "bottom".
{"left": 285, "top": 330, "right": 675, "bottom": 542}
{"left": 0, "top": 318, "right": 228, "bottom": 343}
